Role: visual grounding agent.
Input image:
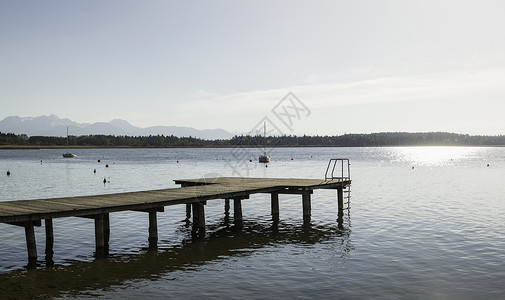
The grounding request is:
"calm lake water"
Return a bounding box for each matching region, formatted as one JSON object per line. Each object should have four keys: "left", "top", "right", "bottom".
{"left": 1, "top": 147, "right": 505, "bottom": 299}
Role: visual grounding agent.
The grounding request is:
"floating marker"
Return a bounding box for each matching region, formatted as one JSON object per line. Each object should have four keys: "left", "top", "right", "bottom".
{"left": 105, "top": 164, "right": 109, "bottom": 168}
{"left": 6, "top": 170, "right": 10, "bottom": 176}
{"left": 94, "top": 169, "right": 96, "bottom": 173}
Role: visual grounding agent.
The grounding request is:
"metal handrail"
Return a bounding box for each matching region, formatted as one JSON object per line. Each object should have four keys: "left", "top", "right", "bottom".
{"left": 325, "top": 158, "right": 351, "bottom": 180}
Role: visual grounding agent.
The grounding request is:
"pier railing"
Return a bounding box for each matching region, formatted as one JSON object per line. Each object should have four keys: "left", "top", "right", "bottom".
{"left": 325, "top": 158, "right": 351, "bottom": 181}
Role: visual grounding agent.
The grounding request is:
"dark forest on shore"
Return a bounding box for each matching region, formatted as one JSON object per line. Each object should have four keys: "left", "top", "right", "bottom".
{"left": 1, "top": 131, "right": 505, "bottom": 148}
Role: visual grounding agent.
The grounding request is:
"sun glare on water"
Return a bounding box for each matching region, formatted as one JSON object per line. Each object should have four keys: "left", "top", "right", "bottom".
{"left": 391, "top": 146, "right": 484, "bottom": 166}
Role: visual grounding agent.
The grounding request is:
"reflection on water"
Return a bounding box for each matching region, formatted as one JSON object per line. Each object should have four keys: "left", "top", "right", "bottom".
{"left": 0, "top": 213, "right": 352, "bottom": 299}
{"left": 389, "top": 146, "right": 487, "bottom": 166}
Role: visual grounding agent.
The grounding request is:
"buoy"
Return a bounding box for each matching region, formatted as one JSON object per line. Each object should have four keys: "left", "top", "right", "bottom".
{"left": 176, "top": 160, "right": 179, "bottom": 163}
{"left": 487, "top": 164, "right": 490, "bottom": 167}
{"left": 6, "top": 170, "right": 10, "bottom": 176}
{"left": 103, "top": 178, "right": 107, "bottom": 184}
{"left": 265, "top": 164, "right": 268, "bottom": 168}
{"left": 291, "top": 158, "right": 293, "bottom": 160}
{"left": 412, "top": 166, "right": 414, "bottom": 169}
{"left": 249, "top": 159, "right": 252, "bottom": 162}
{"left": 93, "top": 169, "right": 96, "bottom": 173}
{"left": 105, "top": 164, "right": 109, "bottom": 168}
{"left": 98, "top": 159, "right": 101, "bottom": 163}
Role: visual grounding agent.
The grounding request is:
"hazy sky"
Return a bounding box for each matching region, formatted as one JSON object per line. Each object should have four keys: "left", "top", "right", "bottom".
{"left": 1, "top": 0, "right": 505, "bottom": 135}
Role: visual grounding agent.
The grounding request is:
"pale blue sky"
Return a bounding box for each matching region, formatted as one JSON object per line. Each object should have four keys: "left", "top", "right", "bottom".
{"left": 1, "top": 0, "right": 505, "bottom": 135}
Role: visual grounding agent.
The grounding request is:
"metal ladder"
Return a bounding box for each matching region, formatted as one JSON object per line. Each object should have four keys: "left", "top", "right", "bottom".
{"left": 325, "top": 158, "right": 351, "bottom": 209}
{"left": 343, "top": 184, "right": 351, "bottom": 209}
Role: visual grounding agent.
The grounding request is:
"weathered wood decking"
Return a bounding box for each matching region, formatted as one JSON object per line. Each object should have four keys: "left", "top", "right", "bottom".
{"left": 0, "top": 177, "right": 351, "bottom": 268}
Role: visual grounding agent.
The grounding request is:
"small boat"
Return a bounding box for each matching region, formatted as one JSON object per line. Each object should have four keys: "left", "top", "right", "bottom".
{"left": 258, "top": 121, "right": 270, "bottom": 163}
{"left": 63, "top": 152, "right": 76, "bottom": 158}
{"left": 62, "top": 126, "right": 76, "bottom": 158}
{"left": 259, "top": 152, "right": 270, "bottom": 163}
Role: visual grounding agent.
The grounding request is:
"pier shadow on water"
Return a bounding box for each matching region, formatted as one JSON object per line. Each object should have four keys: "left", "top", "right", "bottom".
{"left": 0, "top": 213, "right": 352, "bottom": 299}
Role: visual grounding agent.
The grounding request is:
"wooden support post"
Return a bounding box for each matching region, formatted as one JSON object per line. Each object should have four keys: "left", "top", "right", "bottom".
{"left": 271, "top": 193, "right": 279, "bottom": 221}
{"left": 302, "top": 193, "right": 311, "bottom": 223}
{"left": 224, "top": 198, "right": 230, "bottom": 216}
{"left": 337, "top": 187, "right": 344, "bottom": 229}
{"left": 24, "top": 221, "right": 37, "bottom": 269}
{"left": 148, "top": 209, "right": 158, "bottom": 250}
{"left": 186, "top": 203, "right": 191, "bottom": 220}
{"left": 45, "top": 219, "right": 54, "bottom": 265}
{"left": 337, "top": 187, "right": 344, "bottom": 213}
{"left": 94, "top": 214, "right": 105, "bottom": 259}
{"left": 197, "top": 202, "right": 205, "bottom": 230}
{"left": 233, "top": 198, "right": 243, "bottom": 225}
{"left": 103, "top": 213, "right": 110, "bottom": 256}
{"left": 192, "top": 202, "right": 199, "bottom": 233}
{"left": 223, "top": 198, "right": 231, "bottom": 226}
{"left": 192, "top": 202, "right": 205, "bottom": 237}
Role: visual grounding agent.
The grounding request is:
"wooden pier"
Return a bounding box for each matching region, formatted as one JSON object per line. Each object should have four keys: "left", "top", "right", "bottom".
{"left": 0, "top": 177, "right": 351, "bottom": 268}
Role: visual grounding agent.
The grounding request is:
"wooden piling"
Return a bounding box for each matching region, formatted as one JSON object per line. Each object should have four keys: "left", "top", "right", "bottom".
{"left": 197, "top": 202, "right": 205, "bottom": 230}
{"left": 44, "top": 218, "right": 54, "bottom": 265}
{"left": 148, "top": 209, "right": 158, "bottom": 250}
{"left": 271, "top": 193, "right": 279, "bottom": 221}
{"left": 24, "top": 221, "right": 37, "bottom": 269}
{"left": 104, "top": 213, "right": 110, "bottom": 256}
{"left": 302, "top": 193, "right": 311, "bottom": 222}
{"left": 191, "top": 202, "right": 199, "bottom": 233}
{"left": 337, "top": 187, "right": 344, "bottom": 213}
{"left": 94, "top": 214, "right": 105, "bottom": 258}
{"left": 192, "top": 202, "right": 205, "bottom": 237}
{"left": 186, "top": 203, "right": 191, "bottom": 220}
{"left": 337, "top": 187, "right": 344, "bottom": 229}
{"left": 233, "top": 198, "right": 243, "bottom": 223}
{"left": 224, "top": 198, "right": 230, "bottom": 216}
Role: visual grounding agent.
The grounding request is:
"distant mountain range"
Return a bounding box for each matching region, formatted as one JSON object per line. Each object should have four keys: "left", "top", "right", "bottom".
{"left": 0, "top": 115, "right": 234, "bottom": 140}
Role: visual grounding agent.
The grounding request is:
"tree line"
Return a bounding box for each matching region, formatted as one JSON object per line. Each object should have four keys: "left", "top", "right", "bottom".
{"left": 1, "top": 131, "right": 505, "bottom": 147}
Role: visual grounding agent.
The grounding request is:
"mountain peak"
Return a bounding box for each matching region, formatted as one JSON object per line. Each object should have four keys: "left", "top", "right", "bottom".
{"left": 0, "top": 115, "right": 233, "bottom": 139}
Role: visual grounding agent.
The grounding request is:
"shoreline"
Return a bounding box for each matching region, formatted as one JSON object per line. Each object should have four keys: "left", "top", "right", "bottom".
{"left": 1, "top": 144, "right": 503, "bottom": 150}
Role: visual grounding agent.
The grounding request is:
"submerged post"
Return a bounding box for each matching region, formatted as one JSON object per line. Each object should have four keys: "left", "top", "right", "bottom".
{"left": 224, "top": 198, "right": 230, "bottom": 216}
{"left": 24, "top": 221, "right": 37, "bottom": 269}
{"left": 197, "top": 202, "right": 205, "bottom": 230}
{"left": 104, "top": 213, "right": 110, "bottom": 256}
{"left": 337, "top": 186, "right": 344, "bottom": 229}
{"left": 192, "top": 202, "right": 205, "bottom": 237}
{"left": 337, "top": 186, "right": 344, "bottom": 213}
{"left": 302, "top": 193, "right": 311, "bottom": 223}
{"left": 271, "top": 193, "right": 279, "bottom": 221}
{"left": 94, "top": 214, "right": 105, "bottom": 258}
{"left": 148, "top": 209, "right": 158, "bottom": 250}
{"left": 186, "top": 203, "right": 191, "bottom": 221}
{"left": 44, "top": 218, "right": 54, "bottom": 265}
{"left": 233, "top": 198, "right": 243, "bottom": 224}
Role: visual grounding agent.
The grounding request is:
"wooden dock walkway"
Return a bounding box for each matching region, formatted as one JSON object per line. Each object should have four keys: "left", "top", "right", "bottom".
{"left": 0, "top": 177, "right": 351, "bottom": 268}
